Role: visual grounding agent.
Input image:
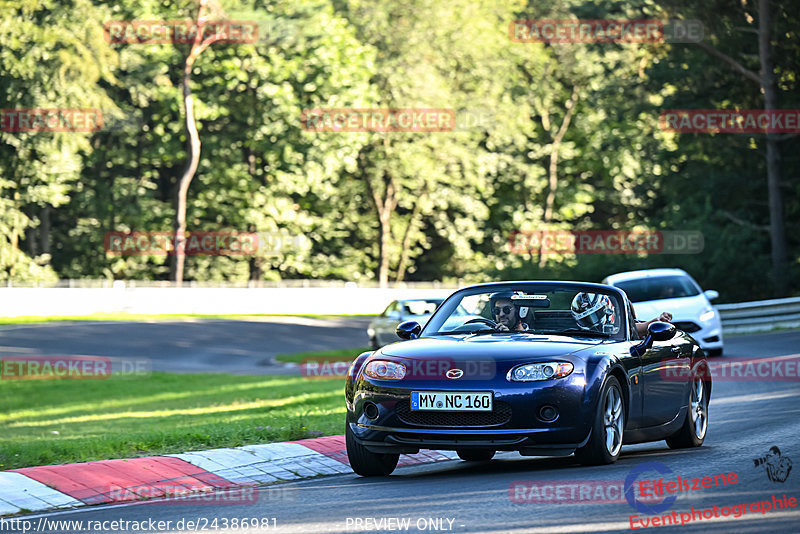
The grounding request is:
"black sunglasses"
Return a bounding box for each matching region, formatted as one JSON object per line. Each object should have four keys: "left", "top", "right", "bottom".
{"left": 493, "top": 305, "right": 513, "bottom": 315}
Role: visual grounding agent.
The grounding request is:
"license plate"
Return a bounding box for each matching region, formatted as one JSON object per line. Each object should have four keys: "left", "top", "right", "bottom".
{"left": 410, "top": 391, "right": 492, "bottom": 412}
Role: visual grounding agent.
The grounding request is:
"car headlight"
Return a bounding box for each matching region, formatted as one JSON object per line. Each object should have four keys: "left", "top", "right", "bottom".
{"left": 699, "top": 308, "right": 715, "bottom": 322}
{"left": 363, "top": 360, "right": 406, "bottom": 380}
{"left": 507, "top": 362, "right": 573, "bottom": 381}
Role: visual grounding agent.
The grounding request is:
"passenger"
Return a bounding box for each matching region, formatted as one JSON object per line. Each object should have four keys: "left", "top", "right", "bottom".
{"left": 571, "top": 292, "right": 617, "bottom": 332}
{"left": 571, "top": 292, "right": 671, "bottom": 336}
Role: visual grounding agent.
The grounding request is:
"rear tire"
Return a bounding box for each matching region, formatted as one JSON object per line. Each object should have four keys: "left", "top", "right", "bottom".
{"left": 456, "top": 449, "right": 495, "bottom": 462}
{"left": 666, "top": 370, "right": 708, "bottom": 449}
{"left": 345, "top": 423, "right": 398, "bottom": 476}
{"left": 575, "top": 376, "right": 625, "bottom": 466}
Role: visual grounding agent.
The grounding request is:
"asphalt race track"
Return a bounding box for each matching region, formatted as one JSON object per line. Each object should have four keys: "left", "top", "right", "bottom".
{"left": 9, "top": 329, "right": 800, "bottom": 533}
{"left": 0, "top": 317, "right": 373, "bottom": 374}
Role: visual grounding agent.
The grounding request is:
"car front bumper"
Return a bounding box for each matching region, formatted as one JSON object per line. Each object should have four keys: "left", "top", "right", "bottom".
{"left": 347, "top": 372, "right": 595, "bottom": 455}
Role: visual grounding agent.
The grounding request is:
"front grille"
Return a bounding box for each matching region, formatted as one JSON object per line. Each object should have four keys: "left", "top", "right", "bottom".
{"left": 396, "top": 401, "right": 512, "bottom": 427}
{"left": 674, "top": 321, "right": 701, "bottom": 333}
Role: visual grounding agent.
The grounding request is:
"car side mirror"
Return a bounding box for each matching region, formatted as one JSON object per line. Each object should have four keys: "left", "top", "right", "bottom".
{"left": 648, "top": 321, "right": 676, "bottom": 341}
{"left": 703, "top": 289, "right": 719, "bottom": 301}
{"left": 396, "top": 320, "right": 421, "bottom": 340}
{"left": 631, "top": 321, "right": 676, "bottom": 357}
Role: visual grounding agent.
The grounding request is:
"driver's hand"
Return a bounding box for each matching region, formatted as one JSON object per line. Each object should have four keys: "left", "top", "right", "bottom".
{"left": 495, "top": 323, "right": 509, "bottom": 331}
{"left": 658, "top": 312, "right": 673, "bottom": 323}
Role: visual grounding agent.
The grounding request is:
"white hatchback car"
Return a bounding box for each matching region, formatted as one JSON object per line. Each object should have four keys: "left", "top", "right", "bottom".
{"left": 603, "top": 268, "right": 723, "bottom": 356}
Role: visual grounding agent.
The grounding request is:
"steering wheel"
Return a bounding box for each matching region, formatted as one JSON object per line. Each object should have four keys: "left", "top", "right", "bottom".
{"left": 463, "top": 317, "right": 497, "bottom": 328}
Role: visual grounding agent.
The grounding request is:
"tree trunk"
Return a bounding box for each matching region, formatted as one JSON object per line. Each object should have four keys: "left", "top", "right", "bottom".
{"left": 168, "top": 1, "right": 224, "bottom": 284}
{"left": 170, "top": 72, "right": 201, "bottom": 285}
{"left": 543, "top": 86, "right": 579, "bottom": 223}
{"left": 759, "top": 0, "right": 788, "bottom": 296}
{"left": 364, "top": 169, "right": 397, "bottom": 288}
{"left": 40, "top": 204, "right": 50, "bottom": 255}
{"left": 539, "top": 86, "right": 579, "bottom": 268}
{"left": 378, "top": 207, "right": 392, "bottom": 287}
{"left": 395, "top": 189, "right": 426, "bottom": 283}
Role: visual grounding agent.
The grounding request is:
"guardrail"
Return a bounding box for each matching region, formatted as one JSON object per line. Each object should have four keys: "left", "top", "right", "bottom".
{"left": 717, "top": 297, "right": 800, "bottom": 334}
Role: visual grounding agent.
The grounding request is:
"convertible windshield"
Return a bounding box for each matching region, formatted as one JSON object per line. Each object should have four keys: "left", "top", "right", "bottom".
{"left": 423, "top": 284, "right": 626, "bottom": 340}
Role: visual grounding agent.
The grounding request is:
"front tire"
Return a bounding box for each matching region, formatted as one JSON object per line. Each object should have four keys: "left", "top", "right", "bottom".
{"left": 346, "top": 423, "right": 398, "bottom": 476}
{"left": 575, "top": 376, "right": 625, "bottom": 466}
{"left": 457, "top": 449, "right": 495, "bottom": 462}
{"left": 666, "top": 371, "right": 708, "bottom": 449}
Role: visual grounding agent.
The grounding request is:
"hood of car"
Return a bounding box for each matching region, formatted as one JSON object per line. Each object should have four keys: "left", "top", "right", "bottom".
{"left": 376, "top": 334, "right": 604, "bottom": 361}
{"left": 633, "top": 294, "right": 708, "bottom": 321}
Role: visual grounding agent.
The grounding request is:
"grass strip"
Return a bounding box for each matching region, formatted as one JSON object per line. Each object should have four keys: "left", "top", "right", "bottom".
{"left": 0, "top": 371, "right": 346, "bottom": 470}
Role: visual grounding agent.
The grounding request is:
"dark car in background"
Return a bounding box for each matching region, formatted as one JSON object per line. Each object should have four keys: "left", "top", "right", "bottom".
{"left": 367, "top": 299, "right": 443, "bottom": 349}
{"left": 346, "top": 281, "right": 711, "bottom": 476}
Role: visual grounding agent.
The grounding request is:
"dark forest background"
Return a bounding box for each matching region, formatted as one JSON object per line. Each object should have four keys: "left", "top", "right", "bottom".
{"left": 2, "top": 0, "right": 798, "bottom": 302}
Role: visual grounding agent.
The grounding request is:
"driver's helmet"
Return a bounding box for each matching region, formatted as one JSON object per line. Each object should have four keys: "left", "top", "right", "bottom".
{"left": 571, "top": 292, "right": 615, "bottom": 331}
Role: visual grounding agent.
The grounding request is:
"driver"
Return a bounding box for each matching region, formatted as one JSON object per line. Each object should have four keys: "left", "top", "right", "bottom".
{"left": 490, "top": 291, "right": 529, "bottom": 331}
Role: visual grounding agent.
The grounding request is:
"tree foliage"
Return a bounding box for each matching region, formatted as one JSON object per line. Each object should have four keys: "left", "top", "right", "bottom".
{"left": 1, "top": 0, "right": 798, "bottom": 300}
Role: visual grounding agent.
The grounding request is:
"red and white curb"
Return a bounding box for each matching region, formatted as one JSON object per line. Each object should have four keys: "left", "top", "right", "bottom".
{"left": 0, "top": 435, "right": 459, "bottom": 516}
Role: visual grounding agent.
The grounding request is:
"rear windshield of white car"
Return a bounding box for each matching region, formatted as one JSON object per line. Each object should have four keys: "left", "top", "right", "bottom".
{"left": 615, "top": 275, "right": 700, "bottom": 302}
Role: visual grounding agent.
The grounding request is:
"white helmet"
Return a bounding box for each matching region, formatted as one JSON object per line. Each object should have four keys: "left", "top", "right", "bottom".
{"left": 571, "top": 292, "right": 616, "bottom": 331}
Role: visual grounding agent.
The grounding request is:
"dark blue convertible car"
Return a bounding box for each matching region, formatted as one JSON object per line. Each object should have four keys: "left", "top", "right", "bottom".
{"left": 345, "top": 281, "right": 711, "bottom": 476}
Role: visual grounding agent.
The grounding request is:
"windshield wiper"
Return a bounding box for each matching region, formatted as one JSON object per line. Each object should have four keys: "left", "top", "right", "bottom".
{"left": 431, "top": 329, "right": 497, "bottom": 336}
{"left": 536, "top": 329, "right": 611, "bottom": 339}
{"left": 434, "top": 328, "right": 533, "bottom": 336}
{"left": 431, "top": 329, "right": 535, "bottom": 336}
